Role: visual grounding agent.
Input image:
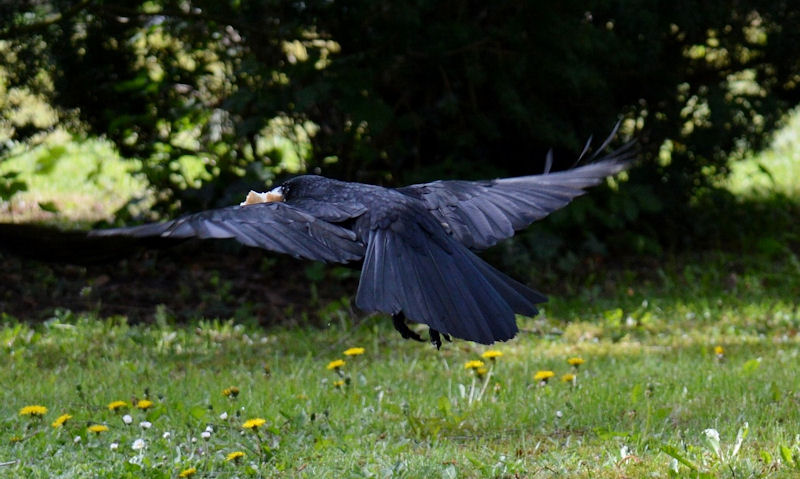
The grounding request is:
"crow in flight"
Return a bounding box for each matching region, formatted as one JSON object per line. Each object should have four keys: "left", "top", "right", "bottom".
{"left": 92, "top": 131, "right": 632, "bottom": 347}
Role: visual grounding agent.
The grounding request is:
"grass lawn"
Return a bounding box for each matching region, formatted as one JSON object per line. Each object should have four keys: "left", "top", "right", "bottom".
{"left": 2, "top": 251, "right": 800, "bottom": 478}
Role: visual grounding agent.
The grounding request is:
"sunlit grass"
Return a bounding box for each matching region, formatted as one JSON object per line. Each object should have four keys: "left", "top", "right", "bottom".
{"left": 2, "top": 256, "right": 800, "bottom": 478}
{"left": 0, "top": 132, "right": 147, "bottom": 225}
{"left": 725, "top": 107, "right": 800, "bottom": 198}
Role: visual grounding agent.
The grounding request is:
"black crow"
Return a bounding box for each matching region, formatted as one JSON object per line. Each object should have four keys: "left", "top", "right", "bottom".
{"left": 92, "top": 133, "right": 632, "bottom": 347}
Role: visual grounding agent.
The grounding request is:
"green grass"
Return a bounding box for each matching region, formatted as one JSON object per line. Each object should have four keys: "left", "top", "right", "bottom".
{"left": 3, "top": 254, "right": 800, "bottom": 478}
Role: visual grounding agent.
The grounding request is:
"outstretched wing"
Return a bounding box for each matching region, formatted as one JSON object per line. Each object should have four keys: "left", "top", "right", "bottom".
{"left": 90, "top": 202, "right": 366, "bottom": 263}
{"left": 397, "top": 143, "right": 633, "bottom": 250}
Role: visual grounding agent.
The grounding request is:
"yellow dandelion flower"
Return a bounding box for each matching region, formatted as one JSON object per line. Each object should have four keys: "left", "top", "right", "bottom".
{"left": 561, "top": 373, "right": 576, "bottom": 383}
{"left": 52, "top": 414, "right": 72, "bottom": 428}
{"left": 534, "top": 370, "right": 555, "bottom": 382}
{"left": 333, "top": 380, "right": 345, "bottom": 388}
{"left": 107, "top": 400, "right": 128, "bottom": 411}
{"left": 481, "top": 350, "right": 503, "bottom": 360}
{"left": 326, "top": 359, "right": 346, "bottom": 370}
{"left": 178, "top": 467, "right": 197, "bottom": 477}
{"left": 136, "top": 399, "right": 154, "bottom": 410}
{"left": 714, "top": 345, "right": 724, "bottom": 356}
{"left": 10, "top": 435, "right": 23, "bottom": 443}
{"left": 222, "top": 387, "right": 240, "bottom": 398}
{"left": 226, "top": 451, "right": 245, "bottom": 462}
{"left": 19, "top": 405, "right": 47, "bottom": 417}
{"left": 87, "top": 424, "right": 109, "bottom": 434}
{"left": 475, "top": 367, "right": 489, "bottom": 377}
{"left": 344, "top": 347, "right": 365, "bottom": 356}
{"left": 464, "top": 360, "right": 485, "bottom": 370}
{"left": 242, "top": 418, "right": 266, "bottom": 430}
{"left": 567, "top": 357, "right": 585, "bottom": 367}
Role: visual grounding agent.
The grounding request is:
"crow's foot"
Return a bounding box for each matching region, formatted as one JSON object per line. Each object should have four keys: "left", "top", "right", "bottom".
{"left": 429, "top": 329, "right": 452, "bottom": 350}
{"left": 391, "top": 312, "right": 424, "bottom": 342}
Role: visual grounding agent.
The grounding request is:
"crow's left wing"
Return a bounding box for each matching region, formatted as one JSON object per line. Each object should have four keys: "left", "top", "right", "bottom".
{"left": 397, "top": 144, "right": 632, "bottom": 250}
{"left": 90, "top": 202, "right": 366, "bottom": 263}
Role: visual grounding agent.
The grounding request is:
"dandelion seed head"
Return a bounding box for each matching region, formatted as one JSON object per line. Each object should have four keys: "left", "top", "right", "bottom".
{"left": 110, "top": 442, "right": 119, "bottom": 450}
{"left": 131, "top": 438, "right": 145, "bottom": 451}
{"left": 122, "top": 414, "right": 133, "bottom": 425}
{"left": 201, "top": 431, "right": 211, "bottom": 440}
{"left": 219, "top": 411, "right": 228, "bottom": 420}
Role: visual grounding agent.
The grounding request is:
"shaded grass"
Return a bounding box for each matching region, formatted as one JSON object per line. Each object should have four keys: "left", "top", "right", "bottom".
{"left": 3, "top": 257, "right": 800, "bottom": 478}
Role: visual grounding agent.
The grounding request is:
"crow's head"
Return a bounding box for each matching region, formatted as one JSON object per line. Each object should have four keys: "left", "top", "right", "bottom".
{"left": 280, "top": 175, "right": 343, "bottom": 202}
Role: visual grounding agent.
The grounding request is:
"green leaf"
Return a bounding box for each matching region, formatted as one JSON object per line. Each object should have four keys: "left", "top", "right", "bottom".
{"left": 594, "top": 428, "right": 630, "bottom": 440}
{"left": 730, "top": 422, "right": 748, "bottom": 459}
{"left": 37, "top": 201, "right": 59, "bottom": 213}
{"left": 660, "top": 444, "right": 699, "bottom": 471}
{"left": 770, "top": 381, "right": 781, "bottom": 402}
{"left": 702, "top": 428, "right": 722, "bottom": 461}
{"left": 780, "top": 445, "right": 795, "bottom": 467}
{"left": 741, "top": 358, "right": 761, "bottom": 374}
{"left": 630, "top": 383, "right": 643, "bottom": 405}
{"left": 189, "top": 405, "right": 206, "bottom": 420}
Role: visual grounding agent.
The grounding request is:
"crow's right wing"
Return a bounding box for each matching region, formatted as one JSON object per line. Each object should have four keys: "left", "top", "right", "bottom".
{"left": 90, "top": 202, "right": 366, "bottom": 263}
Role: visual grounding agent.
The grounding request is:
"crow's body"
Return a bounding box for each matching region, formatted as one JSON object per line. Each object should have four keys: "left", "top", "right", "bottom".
{"left": 93, "top": 139, "right": 631, "bottom": 346}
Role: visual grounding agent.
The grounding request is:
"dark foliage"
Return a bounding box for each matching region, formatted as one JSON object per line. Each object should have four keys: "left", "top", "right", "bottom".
{"left": 2, "top": 0, "right": 800, "bottom": 251}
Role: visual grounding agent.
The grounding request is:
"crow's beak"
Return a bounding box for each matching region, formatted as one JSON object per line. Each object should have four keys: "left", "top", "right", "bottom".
{"left": 240, "top": 186, "right": 285, "bottom": 206}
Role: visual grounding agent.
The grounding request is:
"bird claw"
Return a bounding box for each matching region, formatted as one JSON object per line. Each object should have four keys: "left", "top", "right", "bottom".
{"left": 429, "top": 329, "right": 451, "bottom": 350}
{"left": 391, "top": 313, "right": 425, "bottom": 342}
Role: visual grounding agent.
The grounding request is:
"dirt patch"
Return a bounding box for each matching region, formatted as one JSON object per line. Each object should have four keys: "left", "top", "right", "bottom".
{"left": 1, "top": 238, "right": 359, "bottom": 326}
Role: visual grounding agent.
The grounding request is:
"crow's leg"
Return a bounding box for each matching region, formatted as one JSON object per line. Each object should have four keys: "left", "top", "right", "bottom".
{"left": 391, "top": 312, "right": 424, "bottom": 342}
{"left": 429, "top": 329, "right": 452, "bottom": 350}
